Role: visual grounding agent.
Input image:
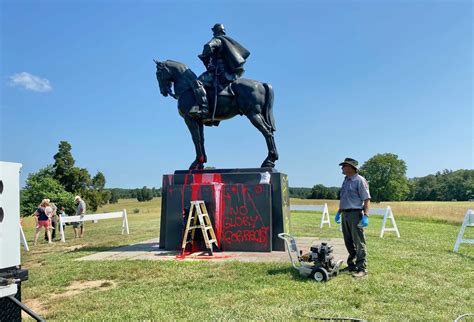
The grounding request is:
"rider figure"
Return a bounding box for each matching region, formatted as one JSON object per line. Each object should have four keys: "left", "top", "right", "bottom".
{"left": 190, "top": 23, "right": 250, "bottom": 119}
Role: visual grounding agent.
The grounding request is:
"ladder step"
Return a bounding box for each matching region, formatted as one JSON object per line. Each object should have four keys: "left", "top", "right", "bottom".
{"left": 189, "top": 225, "right": 213, "bottom": 230}
{"left": 182, "top": 200, "right": 219, "bottom": 254}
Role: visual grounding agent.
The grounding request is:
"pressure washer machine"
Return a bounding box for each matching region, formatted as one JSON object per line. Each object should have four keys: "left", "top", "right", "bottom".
{"left": 278, "top": 233, "right": 343, "bottom": 282}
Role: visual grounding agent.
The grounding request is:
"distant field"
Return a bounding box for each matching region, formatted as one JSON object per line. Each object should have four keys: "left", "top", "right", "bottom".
{"left": 18, "top": 197, "right": 473, "bottom": 320}
{"left": 20, "top": 198, "right": 472, "bottom": 230}
{"left": 290, "top": 198, "right": 474, "bottom": 224}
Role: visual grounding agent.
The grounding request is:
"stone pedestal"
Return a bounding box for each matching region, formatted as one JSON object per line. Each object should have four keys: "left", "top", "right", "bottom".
{"left": 159, "top": 168, "right": 290, "bottom": 252}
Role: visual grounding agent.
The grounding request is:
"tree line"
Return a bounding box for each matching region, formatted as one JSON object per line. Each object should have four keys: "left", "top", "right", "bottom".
{"left": 21, "top": 141, "right": 110, "bottom": 216}
{"left": 20, "top": 141, "right": 162, "bottom": 216}
{"left": 107, "top": 187, "right": 161, "bottom": 203}
{"left": 290, "top": 153, "right": 473, "bottom": 202}
{"left": 21, "top": 145, "right": 472, "bottom": 217}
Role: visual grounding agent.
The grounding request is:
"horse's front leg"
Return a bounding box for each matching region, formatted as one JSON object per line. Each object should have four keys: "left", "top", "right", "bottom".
{"left": 198, "top": 122, "right": 207, "bottom": 164}
{"left": 184, "top": 116, "right": 206, "bottom": 169}
{"left": 246, "top": 111, "right": 278, "bottom": 168}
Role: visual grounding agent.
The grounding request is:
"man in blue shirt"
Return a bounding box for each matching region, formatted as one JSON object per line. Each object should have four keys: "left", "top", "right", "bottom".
{"left": 338, "top": 158, "right": 371, "bottom": 278}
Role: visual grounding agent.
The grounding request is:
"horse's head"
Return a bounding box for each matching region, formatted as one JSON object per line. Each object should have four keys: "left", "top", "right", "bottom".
{"left": 154, "top": 59, "right": 173, "bottom": 97}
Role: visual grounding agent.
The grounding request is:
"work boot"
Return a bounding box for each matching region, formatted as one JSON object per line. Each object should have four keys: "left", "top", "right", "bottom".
{"left": 189, "top": 106, "right": 210, "bottom": 120}
{"left": 352, "top": 269, "right": 368, "bottom": 278}
{"left": 340, "top": 266, "right": 357, "bottom": 273}
{"left": 198, "top": 107, "right": 210, "bottom": 119}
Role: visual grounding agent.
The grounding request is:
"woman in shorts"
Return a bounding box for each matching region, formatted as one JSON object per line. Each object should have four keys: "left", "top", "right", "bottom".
{"left": 33, "top": 199, "right": 53, "bottom": 245}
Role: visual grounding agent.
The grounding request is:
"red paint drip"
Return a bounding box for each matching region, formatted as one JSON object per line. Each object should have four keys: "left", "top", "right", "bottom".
{"left": 193, "top": 173, "right": 203, "bottom": 184}
{"left": 179, "top": 172, "right": 226, "bottom": 253}
{"left": 175, "top": 252, "right": 235, "bottom": 260}
{"left": 191, "top": 184, "right": 201, "bottom": 202}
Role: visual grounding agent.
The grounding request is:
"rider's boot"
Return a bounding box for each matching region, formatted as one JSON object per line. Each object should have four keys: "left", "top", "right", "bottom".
{"left": 191, "top": 80, "right": 211, "bottom": 120}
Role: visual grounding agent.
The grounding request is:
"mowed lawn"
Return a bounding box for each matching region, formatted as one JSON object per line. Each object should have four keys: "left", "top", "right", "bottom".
{"left": 19, "top": 198, "right": 474, "bottom": 320}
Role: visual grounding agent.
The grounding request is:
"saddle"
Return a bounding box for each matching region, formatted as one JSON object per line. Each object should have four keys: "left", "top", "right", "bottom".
{"left": 215, "top": 83, "right": 235, "bottom": 97}
{"left": 190, "top": 73, "right": 239, "bottom": 126}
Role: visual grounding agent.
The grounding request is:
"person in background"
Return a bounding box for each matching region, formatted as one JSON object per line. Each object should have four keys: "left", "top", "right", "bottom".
{"left": 336, "top": 158, "right": 371, "bottom": 278}
{"left": 45, "top": 201, "right": 58, "bottom": 241}
{"left": 33, "top": 199, "right": 53, "bottom": 245}
{"left": 73, "top": 195, "right": 86, "bottom": 238}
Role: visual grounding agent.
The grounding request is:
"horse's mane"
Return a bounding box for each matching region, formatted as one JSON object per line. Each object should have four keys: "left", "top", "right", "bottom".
{"left": 165, "top": 60, "right": 187, "bottom": 70}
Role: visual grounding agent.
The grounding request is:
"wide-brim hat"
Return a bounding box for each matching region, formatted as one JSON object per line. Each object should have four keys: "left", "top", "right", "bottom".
{"left": 339, "top": 157, "right": 359, "bottom": 171}
{"left": 74, "top": 195, "right": 81, "bottom": 201}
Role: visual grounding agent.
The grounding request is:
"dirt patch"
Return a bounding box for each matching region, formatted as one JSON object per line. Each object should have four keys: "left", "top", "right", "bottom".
{"left": 21, "top": 298, "right": 47, "bottom": 319}
{"left": 24, "top": 261, "right": 43, "bottom": 268}
{"left": 64, "top": 245, "right": 85, "bottom": 252}
{"left": 20, "top": 280, "right": 116, "bottom": 319}
{"left": 52, "top": 279, "right": 117, "bottom": 299}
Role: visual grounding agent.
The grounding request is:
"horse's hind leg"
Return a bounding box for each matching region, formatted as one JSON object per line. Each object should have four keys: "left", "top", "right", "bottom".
{"left": 184, "top": 116, "right": 206, "bottom": 169}
{"left": 246, "top": 111, "right": 278, "bottom": 168}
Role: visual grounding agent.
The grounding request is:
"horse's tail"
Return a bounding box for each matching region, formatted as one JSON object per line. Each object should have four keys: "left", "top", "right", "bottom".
{"left": 263, "top": 83, "right": 276, "bottom": 132}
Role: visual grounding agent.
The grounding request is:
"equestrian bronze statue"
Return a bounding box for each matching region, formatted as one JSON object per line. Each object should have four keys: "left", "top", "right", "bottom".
{"left": 154, "top": 24, "right": 278, "bottom": 170}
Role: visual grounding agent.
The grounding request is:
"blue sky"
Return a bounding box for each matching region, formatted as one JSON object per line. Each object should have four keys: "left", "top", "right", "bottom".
{"left": 1, "top": 0, "right": 472, "bottom": 188}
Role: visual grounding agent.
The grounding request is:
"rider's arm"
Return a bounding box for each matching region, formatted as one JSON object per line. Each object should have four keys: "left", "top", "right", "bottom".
{"left": 199, "top": 39, "right": 222, "bottom": 69}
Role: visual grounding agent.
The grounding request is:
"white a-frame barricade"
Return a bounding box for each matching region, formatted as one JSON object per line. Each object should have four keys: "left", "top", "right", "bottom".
{"left": 453, "top": 209, "right": 474, "bottom": 253}
{"left": 59, "top": 209, "right": 129, "bottom": 242}
{"left": 19, "top": 222, "right": 29, "bottom": 251}
{"left": 369, "top": 206, "right": 400, "bottom": 238}
{"left": 290, "top": 204, "right": 331, "bottom": 228}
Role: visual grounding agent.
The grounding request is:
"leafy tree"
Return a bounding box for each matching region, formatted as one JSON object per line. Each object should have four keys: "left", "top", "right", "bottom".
{"left": 68, "top": 167, "right": 92, "bottom": 192}
{"left": 109, "top": 189, "right": 120, "bottom": 203}
{"left": 53, "top": 141, "right": 93, "bottom": 193}
{"left": 436, "top": 169, "right": 473, "bottom": 201}
{"left": 92, "top": 171, "right": 106, "bottom": 190}
{"left": 408, "top": 169, "right": 474, "bottom": 201}
{"left": 53, "top": 141, "right": 75, "bottom": 187}
{"left": 360, "top": 153, "right": 410, "bottom": 202}
{"left": 137, "top": 186, "right": 153, "bottom": 202}
{"left": 151, "top": 187, "right": 162, "bottom": 197}
{"left": 51, "top": 141, "right": 110, "bottom": 210}
{"left": 20, "top": 166, "right": 76, "bottom": 216}
{"left": 78, "top": 189, "right": 109, "bottom": 212}
{"left": 135, "top": 188, "right": 141, "bottom": 201}
{"left": 408, "top": 175, "right": 437, "bottom": 201}
{"left": 307, "top": 184, "right": 339, "bottom": 199}
{"left": 309, "top": 184, "right": 327, "bottom": 199}
{"left": 53, "top": 141, "right": 91, "bottom": 193}
{"left": 289, "top": 187, "right": 312, "bottom": 199}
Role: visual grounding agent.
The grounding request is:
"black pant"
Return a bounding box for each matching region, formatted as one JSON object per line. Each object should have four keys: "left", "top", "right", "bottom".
{"left": 341, "top": 210, "right": 367, "bottom": 271}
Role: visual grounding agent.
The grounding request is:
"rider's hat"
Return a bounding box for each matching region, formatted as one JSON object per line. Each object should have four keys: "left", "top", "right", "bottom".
{"left": 211, "top": 23, "right": 226, "bottom": 34}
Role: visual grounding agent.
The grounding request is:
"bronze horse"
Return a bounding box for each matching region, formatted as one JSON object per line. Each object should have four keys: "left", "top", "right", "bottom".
{"left": 154, "top": 59, "right": 278, "bottom": 169}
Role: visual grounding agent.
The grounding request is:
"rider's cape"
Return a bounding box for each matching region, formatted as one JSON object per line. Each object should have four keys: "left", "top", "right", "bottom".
{"left": 217, "top": 35, "right": 250, "bottom": 74}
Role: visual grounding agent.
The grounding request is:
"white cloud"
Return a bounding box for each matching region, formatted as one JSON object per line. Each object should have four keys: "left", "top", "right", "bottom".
{"left": 9, "top": 72, "right": 52, "bottom": 92}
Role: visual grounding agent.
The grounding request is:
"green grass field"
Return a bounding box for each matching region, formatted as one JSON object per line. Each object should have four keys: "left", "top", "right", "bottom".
{"left": 20, "top": 198, "right": 474, "bottom": 320}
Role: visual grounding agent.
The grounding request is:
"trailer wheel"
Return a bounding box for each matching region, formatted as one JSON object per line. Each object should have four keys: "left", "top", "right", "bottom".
{"left": 311, "top": 267, "right": 329, "bottom": 282}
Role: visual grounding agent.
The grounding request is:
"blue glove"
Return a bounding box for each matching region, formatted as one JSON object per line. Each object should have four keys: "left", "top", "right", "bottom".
{"left": 335, "top": 211, "right": 341, "bottom": 224}
{"left": 358, "top": 215, "right": 369, "bottom": 228}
